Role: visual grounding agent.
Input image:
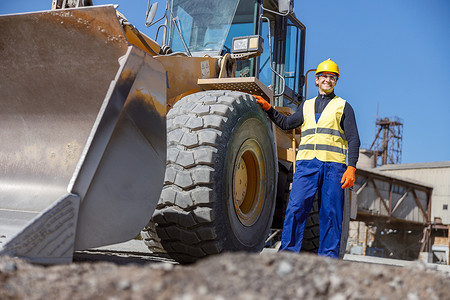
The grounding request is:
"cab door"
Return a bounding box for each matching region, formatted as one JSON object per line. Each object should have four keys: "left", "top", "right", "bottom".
{"left": 258, "top": 11, "right": 305, "bottom": 109}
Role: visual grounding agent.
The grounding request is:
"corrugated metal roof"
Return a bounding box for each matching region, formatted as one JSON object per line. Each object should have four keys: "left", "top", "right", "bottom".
{"left": 358, "top": 166, "right": 434, "bottom": 189}
{"left": 377, "top": 161, "right": 450, "bottom": 171}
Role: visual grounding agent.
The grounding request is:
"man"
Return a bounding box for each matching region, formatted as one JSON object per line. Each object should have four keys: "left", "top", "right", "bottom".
{"left": 254, "top": 59, "right": 360, "bottom": 258}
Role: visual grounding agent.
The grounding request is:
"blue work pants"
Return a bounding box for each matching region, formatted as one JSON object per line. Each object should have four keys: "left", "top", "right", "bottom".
{"left": 280, "top": 158, "right": 346, "bottom": 258}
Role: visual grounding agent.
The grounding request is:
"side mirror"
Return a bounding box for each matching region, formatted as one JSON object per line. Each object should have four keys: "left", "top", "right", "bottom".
{"left": 278, "top": 0, "right": 293, "bottom": 14}
{"left": 145, "top": 2, "right": 159, "bottom": 27}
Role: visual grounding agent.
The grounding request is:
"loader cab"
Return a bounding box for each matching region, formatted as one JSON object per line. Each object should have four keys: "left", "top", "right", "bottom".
{"left": 163, "top": 0, "right": 305, "bottom": 108}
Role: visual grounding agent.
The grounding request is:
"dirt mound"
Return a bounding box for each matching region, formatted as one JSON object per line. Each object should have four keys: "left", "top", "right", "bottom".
{"left": 0, "top": 252, "right": 448, "bottom": 300}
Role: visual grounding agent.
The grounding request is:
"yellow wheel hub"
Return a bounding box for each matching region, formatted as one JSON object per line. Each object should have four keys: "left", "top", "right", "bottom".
{"left": 232, "top": 139, "right": 265, "bottom": 226}
{"left": 233, "top": 158, "right": 248, "bottom": 207}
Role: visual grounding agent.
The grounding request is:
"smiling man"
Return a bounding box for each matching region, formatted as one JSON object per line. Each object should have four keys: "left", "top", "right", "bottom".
{"left": 254, "top": 59, "right": 360, "bottom": 258}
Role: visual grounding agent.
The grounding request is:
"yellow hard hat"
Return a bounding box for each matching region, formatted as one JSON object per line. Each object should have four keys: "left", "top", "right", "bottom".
{"left": 315, "top": 59, "right": 340, "bottom": 77}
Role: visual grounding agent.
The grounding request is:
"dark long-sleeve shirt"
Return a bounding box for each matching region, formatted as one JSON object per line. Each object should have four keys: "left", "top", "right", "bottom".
{"left": 267, "top": 92, "right": 360, "bottom": 167}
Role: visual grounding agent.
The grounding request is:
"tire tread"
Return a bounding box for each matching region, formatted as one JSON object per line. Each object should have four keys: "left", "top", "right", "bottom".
{"left": 142, "top": 91, "right": 261, "bottom": 263}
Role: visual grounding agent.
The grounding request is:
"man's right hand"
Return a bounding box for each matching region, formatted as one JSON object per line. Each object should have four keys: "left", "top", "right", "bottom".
{"left": 253, "top": 95, "right": 271, "bottom": 111}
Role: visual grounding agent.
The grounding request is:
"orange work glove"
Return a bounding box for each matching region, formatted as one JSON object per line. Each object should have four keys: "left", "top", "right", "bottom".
{"left": 341, "top": 166, "right": 356, "bottom": 189}
{"left": 253, "top": 95, "right": 271, "bottom": 111}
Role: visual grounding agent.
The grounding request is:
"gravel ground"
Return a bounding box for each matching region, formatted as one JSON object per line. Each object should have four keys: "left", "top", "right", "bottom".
{"left": 0, "top": 251, "right": 449, "bottom": 300}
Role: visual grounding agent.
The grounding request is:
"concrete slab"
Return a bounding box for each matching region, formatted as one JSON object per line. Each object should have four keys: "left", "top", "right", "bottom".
{"left": 344, "top": 254, "right": 450, "bottom": 275}
{"left": 90, "top": 239, "right": 151, "bottom": 254}
{"left": 343, "top": 254, "right": 412, "bottom": 267}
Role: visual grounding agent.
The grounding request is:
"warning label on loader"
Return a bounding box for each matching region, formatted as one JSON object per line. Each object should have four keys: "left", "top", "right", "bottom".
{"left": 201, "top": 60, "right": 210, "bottom": 78}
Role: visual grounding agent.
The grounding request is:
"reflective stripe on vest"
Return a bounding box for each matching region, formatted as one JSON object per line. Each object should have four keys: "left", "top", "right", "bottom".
{"left": 296, "top": 96, "right": 348, "bottom": 164}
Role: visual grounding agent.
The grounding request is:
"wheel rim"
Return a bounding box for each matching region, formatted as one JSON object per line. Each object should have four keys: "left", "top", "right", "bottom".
{"left": 232, "top": 139, "right": 265, "bottom": 226}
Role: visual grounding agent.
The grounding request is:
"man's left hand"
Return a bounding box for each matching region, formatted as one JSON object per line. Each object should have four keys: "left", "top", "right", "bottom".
{"left": 341, "top": 166, "right": 356, "bottom": 189}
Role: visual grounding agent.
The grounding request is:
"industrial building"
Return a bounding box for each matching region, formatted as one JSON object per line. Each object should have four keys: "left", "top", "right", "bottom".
{"left": 347, "top": 150, "right": 449, "bottom": 265}
{"left": 378, "top": 161, "right": 450, "bottom": 264}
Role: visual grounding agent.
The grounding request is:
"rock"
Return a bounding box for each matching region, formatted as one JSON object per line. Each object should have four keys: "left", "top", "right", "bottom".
{"left": 276, "top": 259, "right": 293, "bottom": 277}
{"left": 0, "top": 261, "right": 17, "bottom": 272}
{"left": 116, "top": 279, "right": 131, "bottom": 290}
{"left": 329, "top": 293, "right": 346, "bottom": 300}
{"left": 313, "top": 276, "right": 330, "bottom": 294}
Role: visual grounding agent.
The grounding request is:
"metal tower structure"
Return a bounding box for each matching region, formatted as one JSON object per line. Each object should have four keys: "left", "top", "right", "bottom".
{"left": 369, "top": 117, "right": 403, "bottom": 166}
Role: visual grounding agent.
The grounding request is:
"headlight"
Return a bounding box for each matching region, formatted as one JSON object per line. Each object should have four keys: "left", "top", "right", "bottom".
{"left": 232, "top": 35, "right": 264, "bottom": 54}
{"left": 232, "top": 38, "right": 249, "bottom": 53}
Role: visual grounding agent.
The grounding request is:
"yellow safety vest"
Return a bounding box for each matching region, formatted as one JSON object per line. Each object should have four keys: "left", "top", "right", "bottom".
{"left": 296, "top": 96, "right": 348, "bottom": 164}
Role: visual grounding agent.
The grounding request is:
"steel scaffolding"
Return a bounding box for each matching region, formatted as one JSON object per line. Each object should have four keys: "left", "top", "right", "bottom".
{"left": 369, "top": 117, "right": 403, "bottom": 166}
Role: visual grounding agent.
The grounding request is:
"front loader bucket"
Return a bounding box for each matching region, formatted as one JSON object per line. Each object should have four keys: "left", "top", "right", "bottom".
{"left": 0, "top": 6, "right": 166, "bottom": 264}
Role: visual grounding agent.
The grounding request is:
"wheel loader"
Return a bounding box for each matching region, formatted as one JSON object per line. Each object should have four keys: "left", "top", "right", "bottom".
{"left": 0, "top": 0, "right": 349, "bottom": 264}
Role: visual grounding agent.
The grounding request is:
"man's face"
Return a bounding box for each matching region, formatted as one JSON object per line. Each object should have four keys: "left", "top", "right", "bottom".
{"left": 315, "top": 72, "right": 338, "bottom": 94}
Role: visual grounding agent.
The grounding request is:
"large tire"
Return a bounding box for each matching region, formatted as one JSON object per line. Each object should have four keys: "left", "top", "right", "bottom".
{"left": 300, "top": 198, "right": 320, "bottom": 253}
{"left": 144, "top": 91, "right": 277, "bottom": 263}
{"left": 271, "top": 161, "right": 292, "bottom": 229}
{"left": 141, "top": 220, "right": 166, "bottom": 254}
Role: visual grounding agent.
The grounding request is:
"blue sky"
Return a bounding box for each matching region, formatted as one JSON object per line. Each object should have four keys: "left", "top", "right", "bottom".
{"left": 1, "top": 0, "right": 449, "bottom": 164}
